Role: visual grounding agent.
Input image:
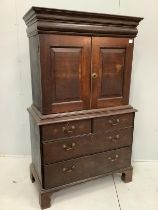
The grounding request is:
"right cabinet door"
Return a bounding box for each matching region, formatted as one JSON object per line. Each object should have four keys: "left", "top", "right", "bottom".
{"left": 91, "top": 37, "right": 134, "bottom": 109}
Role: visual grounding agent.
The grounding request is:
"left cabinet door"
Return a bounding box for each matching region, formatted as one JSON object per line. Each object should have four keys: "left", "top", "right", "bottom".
{"left": 39, "top": 35, "right": 91, "bottom": 114}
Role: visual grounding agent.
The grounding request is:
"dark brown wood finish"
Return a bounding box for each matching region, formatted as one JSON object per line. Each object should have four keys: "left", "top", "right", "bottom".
{"left": 43, "top": 147, "right": 131, "bottom": 189}
{"left": 93, "top": 113, "right": 134, "bottom": 132}
{"left": 29, "top": 36, "right": 42, "bottom": 111}
{"left": 91, "top": 37, "right": 134, "bottom": 108}
{"left": 42, "top": 128, "right": 133, "bottom": 164}
{"left": 29, "top": 115, "right": 42, "bottom": 183}
{"left": 39, "top": 191, "right": 53, "bottom": 209}
{"left": 29, "top": 104, "right": 136, "bottom": 122}
{"left": 23, "top": 7, "right": 143, "bottom": 38}
{"left": 24, "top": 7, "right": 142, "bottom": 209}
{"left": 30, "top": 164, "right": 53, "bottom": 209}
{"left": 121, "top": 166, "right": 133, "bottom": 183}
{"left": 24, "top": 8, "right": 142, "bottom": 115}
{"left": 40, "top": 34, "right": 91, "bottom": 114}
{"left": 30, "top": 163, "right": 133, "bottom": 209}
{"left": 41, "top": 119, "right": 91, "bottom": 141}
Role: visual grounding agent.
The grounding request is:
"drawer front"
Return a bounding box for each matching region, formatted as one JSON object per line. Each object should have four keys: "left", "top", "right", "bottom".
{"left": 43, "top": 147, "right": 131, "bottom": 189}
{"left": 42, "top": 128, "right": 133, "bottom": 164}
{"left": 93, "top": 113, "right": 134, "bottom": 132}
{"left": 41, "top": 119, "right": 91, "bottom": 141}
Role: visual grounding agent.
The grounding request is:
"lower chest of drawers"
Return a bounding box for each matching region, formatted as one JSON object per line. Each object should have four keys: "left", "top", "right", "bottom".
{"left": 29, "top": 110, "right": 135, "bottom": 190}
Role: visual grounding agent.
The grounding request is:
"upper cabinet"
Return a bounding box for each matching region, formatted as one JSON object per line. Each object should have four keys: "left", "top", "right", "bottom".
{"left": 23, "top": 7, "right": 143, "bottom": 115}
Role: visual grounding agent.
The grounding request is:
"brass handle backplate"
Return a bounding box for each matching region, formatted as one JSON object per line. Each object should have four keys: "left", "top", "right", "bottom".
{"left": 108, "top": 154, "right": 119, "bottom": 162}
{"left": 108, "top": 118, "right": 120, "bottom": 126}
{"left": 92, "top": 73, "right": 98, "bottom": 79}
{"left": 108, "top": 134, "right": 120, "bottom": 142}
{"left": 62, "top": 165, "right": 76, "bottom": 173}
{"left": 62, "top": 124, "right": 76, "bottom": 133}
{"left": 62, "top": 142, "right": 76, "bottom": 151}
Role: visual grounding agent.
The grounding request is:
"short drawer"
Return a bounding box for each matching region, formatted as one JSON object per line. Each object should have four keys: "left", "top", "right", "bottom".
{"left": 93, "top": 113, "right": 134, "bottom": 133}
{"left": 43, "top": 147, "right": 131, "bottom": 189}
{"left": 41, "top": 119, "right": 91, "bottom": 141}
{"left": 42, "top": 128, "right": 133, "bottom": 164}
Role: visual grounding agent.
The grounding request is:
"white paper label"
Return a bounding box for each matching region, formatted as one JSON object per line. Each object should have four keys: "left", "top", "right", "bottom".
{"left": 129, "top": 39, "right": 133, "bottom": 43}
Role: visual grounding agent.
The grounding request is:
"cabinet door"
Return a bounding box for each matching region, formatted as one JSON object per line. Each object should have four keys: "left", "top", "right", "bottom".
{"left": 91, "top": 37, "right": 134, "bottom": 109}
{"left": 40, "top": 35, "right": 91, "bottom": 114}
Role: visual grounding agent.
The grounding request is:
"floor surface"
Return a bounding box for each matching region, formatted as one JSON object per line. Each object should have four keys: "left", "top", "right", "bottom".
{"left": 0, "top": 156, "right": 158, "bottom": 210}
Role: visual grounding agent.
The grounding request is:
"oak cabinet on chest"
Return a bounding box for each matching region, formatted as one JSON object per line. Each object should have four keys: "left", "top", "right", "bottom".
{"left": 30, "top": 35, "right": 133, "bottom": 114}
{"left": 23, "top": 7, "right": 143, "bottom": 209}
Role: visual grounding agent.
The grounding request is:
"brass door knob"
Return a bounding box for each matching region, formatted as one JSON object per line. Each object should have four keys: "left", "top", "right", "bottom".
{"left": 92, "top": 73, "right": 98, "bottom": 79}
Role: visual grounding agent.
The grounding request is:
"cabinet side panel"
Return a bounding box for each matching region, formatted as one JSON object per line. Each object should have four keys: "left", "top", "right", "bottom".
{"left": 29, "top": 35, "right": 42, "bottom": 111}
{"left": 29, "top": 114, "right": 42, "bottom": 183}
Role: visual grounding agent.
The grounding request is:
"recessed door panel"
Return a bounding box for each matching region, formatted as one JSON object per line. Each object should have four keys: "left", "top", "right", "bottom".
{"left": 91, "top": 37, "right": 134, "bottom": 109}
{"left": 50, "top": 47, "right": 81, "bottom": 102}
{"left": 40, "top": 35, "right": 91, "bottom": 114}
{"left": 100, "top": 48, "right": 125, "bottom": 98}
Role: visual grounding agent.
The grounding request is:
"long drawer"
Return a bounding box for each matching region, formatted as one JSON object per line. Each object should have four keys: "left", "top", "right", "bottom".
{"left": 43, "top": 147, "right": 131, "bottom": 189}
{"left": 93, "top": 113, "right": 134, "bottom": 132}
{"left": 41, "top": 119, "right": 91, "bottom": 141}
{"left": 42, "top": 128, "right": 133, "bottom": 164}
